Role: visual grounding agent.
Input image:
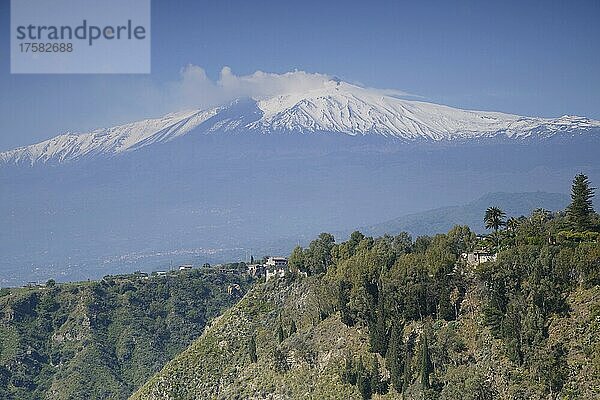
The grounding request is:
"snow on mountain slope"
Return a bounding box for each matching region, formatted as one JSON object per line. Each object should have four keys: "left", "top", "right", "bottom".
{"left": 2, "top": 79, "right": 599, "bottom": 166}
{"left": 0, "top": 108, "right": 221, "bottom": 165}
{"left": 251, "top": 80, "right": 600, "bottom": 139}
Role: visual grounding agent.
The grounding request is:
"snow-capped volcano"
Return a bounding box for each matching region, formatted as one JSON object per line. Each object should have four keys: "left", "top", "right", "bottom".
{"left": 2, "top": 79, "right": 600, "bottom": 166}
{"left": 250, "top": 81, "right": 600, "bottom": 139}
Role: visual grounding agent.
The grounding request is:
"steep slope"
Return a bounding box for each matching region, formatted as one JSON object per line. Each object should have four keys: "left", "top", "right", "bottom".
{"left": 131, "top": 217, "right": 600, "bottom": 400}
{"left": 0, "top": 109, "right": 220, "bottom": 166}
{"left": 2, "top": 80, "right": 599, "bottom": 166}
{"left": 130, "top": 277, "right": 370, "bottom": 400}
{"left": 0, "top": 269, "right": 251, "bottom": 400}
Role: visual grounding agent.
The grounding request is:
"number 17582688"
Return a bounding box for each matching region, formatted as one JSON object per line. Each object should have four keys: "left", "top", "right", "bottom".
{"left": 19, "top": 43, "right": 73, "bottom": 53}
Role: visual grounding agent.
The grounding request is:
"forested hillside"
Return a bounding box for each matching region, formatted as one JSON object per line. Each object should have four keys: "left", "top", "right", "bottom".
{"left": 132, "top": 175, "right": 600, "bottom": 399}
{"left": 0, "top": 268, "right": 252, "bottom": 399}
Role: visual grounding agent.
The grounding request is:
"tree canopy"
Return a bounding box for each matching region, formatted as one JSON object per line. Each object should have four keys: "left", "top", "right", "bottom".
{"left": 484, "top": 206, "right": 506, "bottom": 232}
{"left": 567, "top": 173, "right": 596, "bottom": 231}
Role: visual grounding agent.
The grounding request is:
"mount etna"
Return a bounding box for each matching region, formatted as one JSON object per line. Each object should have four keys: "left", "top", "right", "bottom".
{"left": 1, "top": 79, "right": 598, "bottom": 285}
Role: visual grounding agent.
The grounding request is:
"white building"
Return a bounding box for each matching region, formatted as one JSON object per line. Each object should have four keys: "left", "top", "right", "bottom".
{"left": 462, "top": 250, "right": 497, "bottom": 267}
{"left": 265, "top": 257, "right": 288, "bottom": 268}
{"left": 265, "top": 257, "right": 288, "bottom": 281}
{"left": 266, "top": 267, "right": 286, "bottom": 282}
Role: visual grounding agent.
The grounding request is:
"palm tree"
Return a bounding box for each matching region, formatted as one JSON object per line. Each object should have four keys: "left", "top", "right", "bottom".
{"left": 484, "top": 206, "right": 506, "bottom": 249}
{"left": 484, "top": 206, "right": 506, "bottom": 233}
{"left": 506, "top": 217, "right": 520, "bottom": 231}
{"left": 532, "top": 208, "right": 551, "bottom": 223}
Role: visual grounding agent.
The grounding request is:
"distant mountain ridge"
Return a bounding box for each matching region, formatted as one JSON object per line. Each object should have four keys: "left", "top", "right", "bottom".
{"left": 361, "top": 191, "right": 571, "bottom": 237}
{"left": 2, "top": 80, "right": 600, "bottom": 166}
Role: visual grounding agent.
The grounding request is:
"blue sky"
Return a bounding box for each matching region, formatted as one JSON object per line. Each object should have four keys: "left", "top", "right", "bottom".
{"left": 0, "top": 0, "right": 599, "bottom": 151}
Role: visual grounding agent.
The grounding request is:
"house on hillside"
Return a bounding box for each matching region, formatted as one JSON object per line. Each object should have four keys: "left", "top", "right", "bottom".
{"left": 134, "top": 271, "right": 149, "bottom": 279}
{"left": 265, "top": 257, "right": 288, "bottom": 281}
{"left": 462, "top": 250, "right": 497, "bottom": 267}
{"left": 179, "top": 264, "right": 193, "bottom": 271}
{"left": 266, "top": 267, "right": 286, "bottom": 281}
{"left": 24, "top": 281, "right": 45, "bottom": 289}
{"left": 266, "top": 257, "right": 288, "bottom": 268}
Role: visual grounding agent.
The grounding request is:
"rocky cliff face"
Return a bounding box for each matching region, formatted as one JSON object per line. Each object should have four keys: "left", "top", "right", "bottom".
{"left": 130, "top": 277, "right": 373, "bottom": 400}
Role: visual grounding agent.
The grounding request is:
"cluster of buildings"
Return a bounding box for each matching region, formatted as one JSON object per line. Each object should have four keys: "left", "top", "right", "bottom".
{"left": 23, "top": 281, "right": 48, "bottom": 289}
{"left": 150, "top": 256, "right": 290, "bottom": 282}
{"left": 151, "top": 263, "right": 208, "bottom": 276}
{"left": 25, "top": 257, "right": 291, "bottom": 289}
{"left": 247, "top": 257, "right": 288, "bottom": 281}
{"left": 21, "top": 249, "right": 500, "bottom": 290}
{"left": 24, "top": 247, "right": 501, "bottom": 290}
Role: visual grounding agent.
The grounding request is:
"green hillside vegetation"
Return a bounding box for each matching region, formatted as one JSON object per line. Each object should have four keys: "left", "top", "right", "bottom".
{"left": 132, "top": 174, "right": 600, "bottom": 399}
{"left": 0, "top": 268, "right": 252, "bottom": 399}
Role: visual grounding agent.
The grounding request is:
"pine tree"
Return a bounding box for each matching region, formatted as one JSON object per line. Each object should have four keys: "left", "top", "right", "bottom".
{"left": 248, "top": 336, "right": 258, "bottom": 363}
{"left": 567, "top": 173, "right": 596, "bottom": 231}
{"left": 288, "top": 246, "right": 305, "bottom": 276}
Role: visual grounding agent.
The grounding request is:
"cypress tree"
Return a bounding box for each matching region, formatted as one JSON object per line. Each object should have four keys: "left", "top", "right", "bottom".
{"left": 370, "top": 354, "right": 388, "bottom": 394}
{"left": 385, "top": 322, "right": 404, "bottom": 392}
{"left": 289, "top": 320, "right": 297, "bottom": 335}
{"left": 338, "top": 280, "right": 354, "bottom": 326}
{"left": 273, "top": 348, "right": 288, "bottom": 373}
{"left": 341, "top": 353, "right": 356, "bottom": 385}
{"left": 356, "top": 356, "right": 372, "bottom": 400}
{"left": 402, "top": 347, "right": 411, "bottom": 394}
{"left": 420, "top": 333, "right": 432, "bottom": 389}
{"left": 402, "top": 332, "right": 415, "bottom": 394}
{"left": 248, "top": 336, "right": 258, "bottom": 363}
{"left": 370, "top": 299, "right": 388, "bottom": 356}
{"left": 277, "top": 323, "right": 285, "bottom": 343}
{"left": 567, "top": 173, "right": 596, "bottom": 231}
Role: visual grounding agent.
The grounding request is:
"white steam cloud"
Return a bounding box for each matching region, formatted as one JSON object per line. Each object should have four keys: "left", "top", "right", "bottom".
{"left": 164, "top": 65, "right": 333, "bottom": 110}
{"left": 158, "top": 65, "right": 413, "bottom": 111}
